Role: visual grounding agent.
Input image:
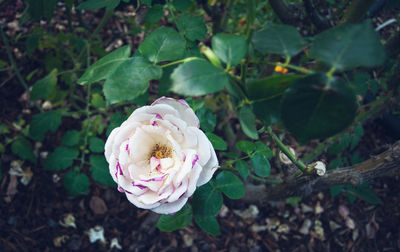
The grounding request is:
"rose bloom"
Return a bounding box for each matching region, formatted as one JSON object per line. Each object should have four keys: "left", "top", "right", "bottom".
{"left": 104, "top": 97, "right": 219, "bottom": 214}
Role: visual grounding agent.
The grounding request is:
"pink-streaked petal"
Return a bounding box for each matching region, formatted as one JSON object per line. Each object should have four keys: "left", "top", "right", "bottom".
{"left": 152, "top": 97, "right": 199, "bottom": 128}
{"left": 196, "top": 141, "right": 219, "bottom": 187}
{"left": 167, "top": 178, "right": 189, "bottom": 203}
{"left": 194, "top": 129, "right": 211, "bottom": 166}
{"left": 126, "top": 193, "right": 161, "bottom": 209}
{"left": 112, "top": 123, "right": 139, "bottom": 159}
{"left": 186, "top": 162, "right": 203, "bottom": 196}
{"left": 174, "top": 149, "right": 196, "bottom": 187}
{"left": 138, "top": 191, "right": 164, "bottom": 205}
{"left": 151, "top": 197, "right": 188, "bottom": 215}
{"left": 108, "top": 154, "right": 118, "bottom": 183}
{"left": 164, "top": 114, "right": 187, "bottom": 132}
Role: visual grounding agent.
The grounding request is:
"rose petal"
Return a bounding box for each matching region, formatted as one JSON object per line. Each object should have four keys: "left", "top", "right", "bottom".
{"left": 196, "top": 141, "right": 219, "bottom": 186}
{"left": 126, "top": 193, "right": 161, "bottom": 209}
{"left": 152, "top": 97, "right": 199, "bottom": 128}
{"left": 194, "top": 129, "right": 211, "bottom": 166}
{"left": 105, "top": 127, "right": 120, "bottom": 162}
{"left": 151, "top": 197, "right": 189, "bottom": 215}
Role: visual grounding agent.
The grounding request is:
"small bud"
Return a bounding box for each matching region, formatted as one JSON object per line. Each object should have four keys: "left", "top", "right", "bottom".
{"left": 279, "top": 147, "right": 296, "bottom": 165}
{"left": 274, "top": 65, "right": 283, "bottom": 73}
{"left": 310, "top": 161, "right": 326, "bottom": 176}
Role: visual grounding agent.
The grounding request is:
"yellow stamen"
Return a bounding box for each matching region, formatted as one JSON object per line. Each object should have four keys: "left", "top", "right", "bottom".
{"left": 155, "top": 150, "right": 163, "bottom": 159}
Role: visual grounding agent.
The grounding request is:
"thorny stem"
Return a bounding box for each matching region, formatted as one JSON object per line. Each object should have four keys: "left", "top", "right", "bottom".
{"left": 1, "top": 25, "right": 43, "bottom": 113}
{"left": 267, "top": 127, "right": 308, "bottom": 173}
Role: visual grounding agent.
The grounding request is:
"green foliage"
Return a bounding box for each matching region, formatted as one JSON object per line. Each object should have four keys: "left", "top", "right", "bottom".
{"left": 29, "top": 110, "right": 63, "bottom": 141}
{"left": 30, "top": 69, "right": 58, "bottom": 101}
{"left": 78, "top": 46, "right": 131, "bottom": 85}
{"left": 44, "top": 147, "right": 79, "bottom": 171}
{"left": 88, "top": 137, "right": 105, "bottom": 153}
{"left": 196, "top": 107, "right": 216, "bottom": 133}
{"left": 157, "top": 204, "right": 193, "bottom": 232}
{"left": 236, "top": 160, "right": 249, "bottom": 179}
{"left": 192, "top": 182, "right": 223, "bottom": 216}
{"left": 77, "top": 0, "right": 120, "bottom": 10}
{"left": 103, "top": 57, "right": 162, "bottom": 103}
{"left": 89, "top": 155, "right": 116, "bottom": 186}
{"left": 139, "top": 27, "right": 185, "bottom": 64}
{"left": 11, "top": 138, "right": 36, "bottom": 164}
{"left": 309, "top": 21, "right": 386, "bottom": 70}
{"left": 212, "top": 34, "right": 247, "bottom": 67}
{"left": 281, "top": 73, "right": 357, "bottom": 143}
{"left": 236, "top": 140, "right": 256, "bottom": 154}
{"left": 170, "top": 59, "right": 229, "bottom": 96}
{"left": 63, "top": 170, "right": 90, "bottom": 196}
{"left": 252, "top": 23, "right": 305, "bottom": 57}
{"left": 215, "top": 171, "right": 245, "bottom": 199}
{"left": 62, "top": 130, "right": 81, "bottom": 147}
{"left": 238, "top": 105, "right": 258, "bottom": 140}
{"left": 145, "top": 5, "right": 164, "bottom": 23}
{"left": 250, "top": 153, "right": 271, "bottom": 178}
{"left": 206, "top": 132, "right": 227, "bottom": 151}
{"left": 194, "top": 215, "right": 221, "bottom": 236}
{"left": 177, "top": 14, "right": 207, "bottom": 41}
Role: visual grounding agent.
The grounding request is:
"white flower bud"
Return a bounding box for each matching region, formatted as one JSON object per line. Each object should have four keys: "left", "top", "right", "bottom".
{"left": 313, "top": 161, "right": 326, "bottom": 176}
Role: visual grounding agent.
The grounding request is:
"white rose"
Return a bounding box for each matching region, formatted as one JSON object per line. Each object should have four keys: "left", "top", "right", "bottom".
{"left": 104, "top": 97, "right": 219, "bottom": 214}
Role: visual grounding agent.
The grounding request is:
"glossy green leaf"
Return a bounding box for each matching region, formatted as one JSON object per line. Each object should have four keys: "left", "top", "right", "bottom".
{"left": 29, "top": 110, "right": 63, "bottom": 141}
{"left": 77, "top": 0, "right": 120, "bottom": 10}
{"left": 62, "top": 130, "right": 81, "bottom": 147}
{"left": 11, "top": 138, "right": 36, "bottom": 164}
{"left": 170, "top": 59, "right": 229, "bottom": 96}
{"left": 215, "top": 171, "right": 245, "bottom": 199}
{"left": 44, "top": 147, "right": 79, "bottom": 171}
{"left": 195, "top": 215, "right": 221, "bottom": 236}
{"left": 145, "top": 4, "right": 164, "bottom": 23}
{"left": 212, "top": 33, "right": 247, "bottom": 66}
{"left": 139, "top": 27, "right": 185, "bottom": 63}
{"left": 236, "top": 140, "right": 256, "bottom": 154}
{"left": 236, "top": 160, "right": 249, "bottom": 179}
{"left": 89, "top": 155, "right": 116, "bottom": 186}
{"left": 206, "top": 132, "right": 227, "bottom": 151}
{"left": 157, "top": 204, "right": 193, "bottom": 232}
{"left": 309, "top": 20, "right": 386, "bottom": 70}
{"left": 103, "top": 57, "right": 162, "bottom": 104}
{"left": 192, "top": 182, "right": 223, "bottom": 216}
{"left": 77, "top": 45, "right": 131, "bottom": 85}
{"left": 254, "top": 141, "right": 273, "bottom": 159}
{"left": 252, "top": 23, "right": 305, "bottom": 57}
{"left": 177, "top": 14, "right": 207, "bottom": 41}
{"left": 173, "top": 0, "right": 193, "bottom": 11}
{"left": 196, "top": 108, "right": 216, "bottom": 133}
{"left": 63, "top": 170, "right": 90, "bottom": 196}
{"left": 238, "top": 105, "right": 258, "bottom": 140}
{"left": 30, "top": 69, "right": 58, "bottom": 101}
{"left": 89, "top": 137, "right": 105, "bottom": 153}
{"left": 248, "top": 74, "right": 303, "bottom": 124}
{"left": 281, "top": 73, "right": 357, "bottom": 143}
{"left": 250, "top": 153, "right": 271, "bottom": 178}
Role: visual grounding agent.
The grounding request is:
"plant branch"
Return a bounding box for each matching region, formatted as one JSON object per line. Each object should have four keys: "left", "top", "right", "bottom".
{"left": 243, "top": 139, "right": 400, "bottom": 204}
{"left": 340, "top": 0, "right": 375, "bottom": 24}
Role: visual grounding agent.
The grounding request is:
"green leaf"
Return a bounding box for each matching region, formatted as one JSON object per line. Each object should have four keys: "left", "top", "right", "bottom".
{"left": 252, "top": 23, "right": 306, "bottom": 57}
{"left": 330, "top": 184, "right": 346, "bottom": 198}
{"left": 350, "top": 124, "right": 364, "bottom": 150}
{"left": 44, "top": 147, "right": 79, "bottom": 171}
{"left": 157, "top": 204, "right": 193, "bottom": 232}
{"left": 26, "top": 33, "right": 40, "bottom": 56}
{"left": 192, "top": 182, "right": 223, "bottom": 216}
{"left": 173, "top": 0, "right": 193, "bottom": 11}
{"left": 139, "top": 27, "right": 185, "bottom": 63}
{"left": 236, "top": 160, "right": 249, "bottom": 179}
{"left": 29, "top": 110, "right": 63, "bottom": 141}
{"left": 196, "top": 107, "right": 216, "bottom": 133}
{"left": 145, "top": 4, "right": 164, "bottom": 23}
{"left": 238, "top": 105, "right": 258, "bottom": 140}
{"left": 215, "top": 171, "right": 245, "bottom": 199}
{"left": 327, "top": 157, "right": 342, "bottom": 170}
{"left": 77, "top": 0, "right": 120, "bottom": 10}
{"left": 89, "top": 155, "right": 116, "bottom": 186}
{"left": 236, "top": 140, "right": 256, "bottom": 154}
{"left": 281, "top": 73, "right": 357, "bottom": 143}
{"left": 106, "top": 112, "right": 127, "bottom": 136}
{"left": 170, "top": 59, "right": 229, "bottom": 96}
{"left": 30, "top": 69, "right": 58, "bottom": 101}
{"left": 327, "top": 133, "right": 352, "bottom": 155}
{"left": 206, "top": 132, "right": 227, "bottom": 151}
{"left": 62, "top": 130, "right": 81, "bottom": 147}
{"left": 26, "top": 0, "right": 57, "bottom": 20}
{"left": 309, "top": 20, "right": 386, "bottom": 70}
{"left": 248, "top": 74, "right": 303, "bottom": 124}
{"left": 347, "top": 184, "right": 383, "bottom": 205}
{"left": 177, "top": 14, "right": 207, "bottom": 41}
{"left": 351, "top": 72, "right": 370, "bottom": 96}
{"left": 350, "top": 152, "right": 364, "bottom": 165}
{"left": 89, "top": 137, "right": 105, "bottom": 153}
{"left": 254, "top": 141, "right": 273, "bottom": 159}
{"left": 11, "top": 138, "right": 36, "bottom": 164}
{"left": 195, "top": 215, "right": 221, "bottom": 236}
{"left": 103, "top": 57, "right": 162, "bottom": 104}
{"left": 250, "top": 153, "right": 271, "bottom": 178}
{"left": 77, "top": 45, "right": 131, "bottom": 85}
{"left": 91, "top": 93, "right": 105, "bottom": 108}
{"left": 63, "top": 170, "right": 90, "bottom": 196}
{"left": 212, "top": 33, "right": 247, "bottom": 67}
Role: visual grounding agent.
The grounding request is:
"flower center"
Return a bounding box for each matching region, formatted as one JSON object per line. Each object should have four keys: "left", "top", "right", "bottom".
{"left": 150, "top": 144, "right": 172, "bottom": 159}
